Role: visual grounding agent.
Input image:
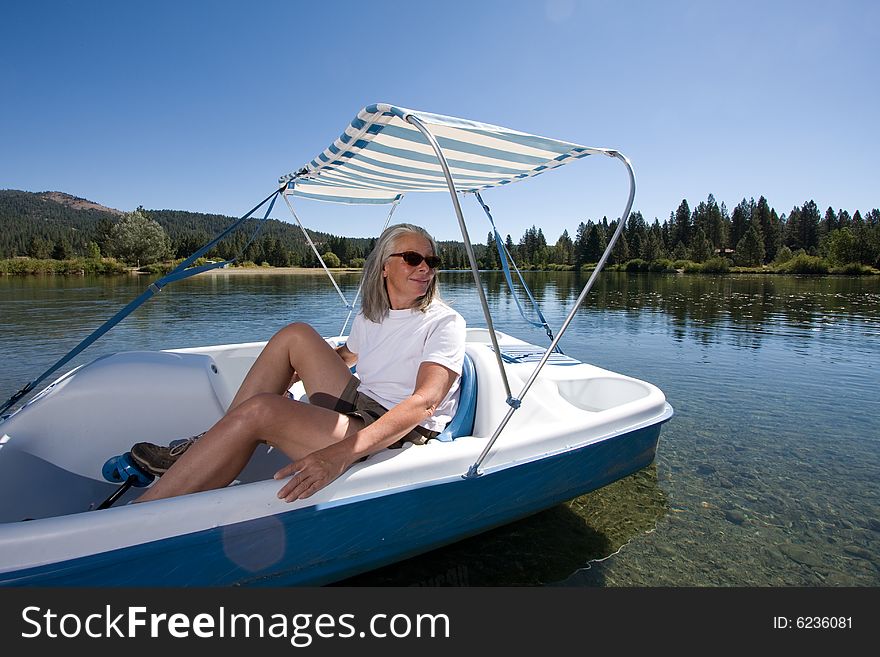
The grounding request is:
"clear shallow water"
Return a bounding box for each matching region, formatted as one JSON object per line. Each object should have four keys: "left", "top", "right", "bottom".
{"left": 1, "top": 271, "right": 878, "bottom": 586}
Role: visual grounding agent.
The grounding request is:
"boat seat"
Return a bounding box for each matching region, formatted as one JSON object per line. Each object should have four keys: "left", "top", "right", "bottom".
{"left": 435, "top": 352, "right": 477, "bottom": 442}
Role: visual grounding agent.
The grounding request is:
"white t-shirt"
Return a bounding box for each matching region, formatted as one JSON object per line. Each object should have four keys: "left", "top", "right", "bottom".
{"left": 345, "top": 299, "right": 466, "bottom": 433}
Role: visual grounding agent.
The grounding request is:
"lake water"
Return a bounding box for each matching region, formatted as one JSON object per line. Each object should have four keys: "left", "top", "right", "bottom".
{"left": 1, "top": 270, "right": 878, "bottom": 586}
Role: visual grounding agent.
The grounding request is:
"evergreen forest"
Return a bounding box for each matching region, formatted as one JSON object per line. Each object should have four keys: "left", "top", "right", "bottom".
{"left": 1, "top": 190, "right": 878, "bottom": 275}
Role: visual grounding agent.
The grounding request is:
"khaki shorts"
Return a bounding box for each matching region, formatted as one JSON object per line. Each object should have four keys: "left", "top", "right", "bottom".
{"left": 330, "top": 375, "right": 439, "bottom": 449}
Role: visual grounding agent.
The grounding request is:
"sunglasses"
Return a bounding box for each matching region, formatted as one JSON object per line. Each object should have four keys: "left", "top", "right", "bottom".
{"left": 389, "top": 251, "right": 442, "bottom": 269}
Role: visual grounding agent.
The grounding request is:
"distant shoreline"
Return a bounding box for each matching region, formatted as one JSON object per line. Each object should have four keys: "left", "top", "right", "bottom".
{"left": 1, "top": 258, "right": 877, "bottom": 277}
{"left": 191, "top": 266, "right": 363, "bottom": 276}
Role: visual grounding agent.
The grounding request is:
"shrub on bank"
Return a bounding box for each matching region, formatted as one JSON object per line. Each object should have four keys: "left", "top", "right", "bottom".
{"left": 831, "top": 262, "right": 874, "bottom": 275}
{"left": 775, "top": 254, "right": 829, "bottom": 275}
{"left": 138, "top": 263, "right": 171, "bottom": 274}
{"left": 623, "top": 258, "right": 679, "bottom": 273}
{"left": 699, "top": 257, "right": 731, "bottom": 273}
{"left": 0, "top": 257, "right": 129, "bottom": 275}
{"left": 649, "top": 258, "right": 677, "bottom": 273}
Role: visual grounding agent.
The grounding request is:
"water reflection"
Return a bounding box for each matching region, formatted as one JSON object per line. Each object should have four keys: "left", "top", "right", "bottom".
{"left": 454, "top": 271, "right": 880, "bottom": 351}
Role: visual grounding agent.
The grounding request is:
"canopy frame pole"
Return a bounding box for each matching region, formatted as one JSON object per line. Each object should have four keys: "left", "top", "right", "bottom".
{"left": 282, "top": 192, "right": 352, "bottom": 310}
{"left": 464, "top": 151, "right": 636, "bottom": 478}
{"left": 405, "top": 114, "right": 514, "bottom": 402}
{"left": 339, "top": 196, "right": 403, "bottom": 336}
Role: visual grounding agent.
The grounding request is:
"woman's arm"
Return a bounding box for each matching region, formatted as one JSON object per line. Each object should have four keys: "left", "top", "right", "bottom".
{"left": 336, "top": 344, "right": 357, "bottom": 368}
{"left": 274, "top": 360, "right": 458, "bottom": 501}
{"left": 342, "top": 360, "right": 457, "bottom": 454}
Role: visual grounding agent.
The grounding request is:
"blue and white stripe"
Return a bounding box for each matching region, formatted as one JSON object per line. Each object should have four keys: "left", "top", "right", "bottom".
{"left": 281, "top": 103, "right": 609, "bottom": 205}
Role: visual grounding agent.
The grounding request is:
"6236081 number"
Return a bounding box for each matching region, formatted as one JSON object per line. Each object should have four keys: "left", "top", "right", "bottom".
{"left": 797, "top": 617, "right": 851, "bottom": 629}
{"left": 774, "top": 616, "right": 852, "bottom": 629}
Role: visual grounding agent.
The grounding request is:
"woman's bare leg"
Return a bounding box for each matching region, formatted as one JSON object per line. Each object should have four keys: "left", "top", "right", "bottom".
{"left": 136, "top": 394, "right": 364, "bottom": 501}
{"left": 228, "top": 322, "right": 354, "bottom": 412}
{"left": 136, "top": 322, "right": 361, "bottom": 502}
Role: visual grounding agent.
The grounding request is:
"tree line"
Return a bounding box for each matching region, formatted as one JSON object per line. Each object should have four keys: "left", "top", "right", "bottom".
{"left": 2, "top": 189, "right": 878, "bottom": 272}
{"left": 483, "top": 195, "right": 879, "bottom": 271}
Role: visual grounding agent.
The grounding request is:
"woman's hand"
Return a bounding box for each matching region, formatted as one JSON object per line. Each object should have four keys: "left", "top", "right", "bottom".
{"left": 273, "top": 447, "right": 349, "bottom": 502}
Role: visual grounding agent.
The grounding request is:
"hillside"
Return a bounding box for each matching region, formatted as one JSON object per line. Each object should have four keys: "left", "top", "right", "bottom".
{"left": 38, "top": 192, "right": 124, "bottom": 216}
{"left": 0, "top": 189, "right": 477, "bottom": 268}
{"left": 0, "top": 189, "right": 351, "bottom": 264}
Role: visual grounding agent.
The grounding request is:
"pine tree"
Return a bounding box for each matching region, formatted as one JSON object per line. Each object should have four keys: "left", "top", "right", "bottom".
{"left": 483, "top": 232, "right": 499, "bottom": 269}
{"left": 504, "top": 234, "right": 516, "bottom": 261}
{"left": 851, "top": 211, "right": 869, "bottom": 264}
{"left": 554, "top": 229, "right": 573, "bottom": 265}
{"left": 610, "top": 230, "right": 629, "bottom": 264}
{"left": 573, "top": 222, "right": 589, "bottom": 269}
{"left": 625, "top": 211, "right": 647, "bottom": 259}
{"left": 692, "top": 199, "right": 709, "bottom": 239}
{"left": 650, "top": 220, "right": 666, "bottom": 259}
{"left": 764, "top": 209, "right": 782, "bottom": 263}
{"left": 706, "top": 194, "right": 727, "bottom": 251}
{"left": 584, "top": 223, "right": 606, "bottom": 263}
{"left": 27, "top": 235, "right": 53, "bottom": 259}
{"left": 821, "top": 207, "right": 838, "bottom": 238}
{"left": 799, "top": 200, "right": 821, "bottom": 253}
{"left": 52, "top": 237, "right": 72, "bottom": 260}
{"left": 752, "top": 197, "right": 775, "bottom": 263}
{"left": 688, "top": 226, "right": 713, "bottom": 262}
{"left": 643, "top": 231, "right": 662, "bottom": 262}
{"left": 268, "top": 237, "right": 291, "bottom": 267}
{"left": 783, "top": 206, "right": 802, "bottom": 251}
{"left": 730, "top": 199, "right": 754, "bottom": 251}
{"left": 672, "top": 200, "right": 691, "bottom": 248}
{"left": 736, "top": 222, "right": 765, "bottom": 266}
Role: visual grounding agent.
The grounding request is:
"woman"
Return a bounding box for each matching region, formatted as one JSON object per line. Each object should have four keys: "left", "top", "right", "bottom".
{"left": 133, "top": 223, "right": 466, "bottom": 503}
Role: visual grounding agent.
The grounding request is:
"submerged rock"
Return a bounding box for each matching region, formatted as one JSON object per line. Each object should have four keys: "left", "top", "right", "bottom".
{"left": 724, "top": 509, "right": 746, "bottom": 525}
{"left": 843, "top": 545, "right": 872, "bottom": 560}
{"left": 823, "top": 570, "right": 858, "bottom": 586}
{"left": 779, "top": 543, "right": 824, "bottom": 568}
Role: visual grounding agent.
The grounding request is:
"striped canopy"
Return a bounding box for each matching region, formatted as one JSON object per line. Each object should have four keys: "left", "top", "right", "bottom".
{"left": 280, "top": 103, "right": 608, "bottom": 204}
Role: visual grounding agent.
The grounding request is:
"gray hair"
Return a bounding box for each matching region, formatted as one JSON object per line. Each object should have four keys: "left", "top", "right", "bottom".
{"left": 359, "top": 223, "right": 440, "bottom": 322}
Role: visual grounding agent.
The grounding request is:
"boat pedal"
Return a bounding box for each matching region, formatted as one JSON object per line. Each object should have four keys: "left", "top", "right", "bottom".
{"left": 95, "top": 453, "right": 155, "bottom": 510}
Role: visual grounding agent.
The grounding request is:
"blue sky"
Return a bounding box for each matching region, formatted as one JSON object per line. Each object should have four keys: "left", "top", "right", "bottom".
{"left": 2, "top": 0, "right": 877, "bottom": 242}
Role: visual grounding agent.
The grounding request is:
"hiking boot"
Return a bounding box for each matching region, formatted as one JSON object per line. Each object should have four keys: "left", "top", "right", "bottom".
{"left": 130, "top": 432, "right": 205, "bottom": 476}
